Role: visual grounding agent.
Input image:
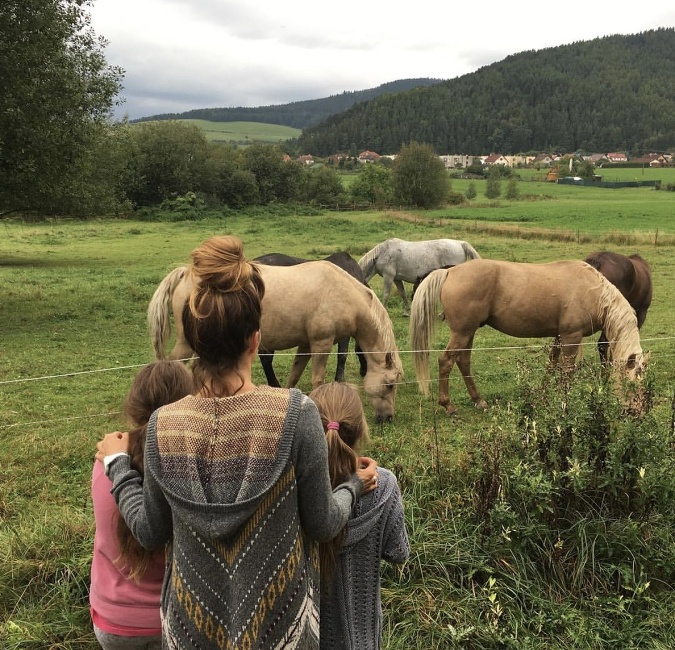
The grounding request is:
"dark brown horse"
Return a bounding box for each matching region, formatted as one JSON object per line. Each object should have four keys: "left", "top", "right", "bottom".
{"left": 252, "top": 252, "right": 368, "bottom": 384}
{"left": 583, "top": 252, "right": 653, "bottom": 365}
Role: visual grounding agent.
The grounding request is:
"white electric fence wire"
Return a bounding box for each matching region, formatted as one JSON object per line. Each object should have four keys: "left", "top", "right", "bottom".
{"left": 1, "top": 336, "right": 673, "bottom": 431}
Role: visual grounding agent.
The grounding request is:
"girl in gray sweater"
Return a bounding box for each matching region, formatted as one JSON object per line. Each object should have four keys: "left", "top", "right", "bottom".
{"left": 309, "top": 382, "right": 410, "bottom": 650}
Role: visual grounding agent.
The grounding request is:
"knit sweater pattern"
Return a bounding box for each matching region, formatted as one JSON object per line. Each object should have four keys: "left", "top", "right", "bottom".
{"left": 110, "top": 387, "right": 353, "bottom": 650}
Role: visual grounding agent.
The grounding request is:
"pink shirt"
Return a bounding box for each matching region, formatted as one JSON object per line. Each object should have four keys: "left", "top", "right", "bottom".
{"left": 89, "top": 461, "right": 165, "bottom": 634}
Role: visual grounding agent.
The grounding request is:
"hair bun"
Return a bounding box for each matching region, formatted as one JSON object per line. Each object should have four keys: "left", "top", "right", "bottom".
{"left": 190, "top": 235, "right": 253, "bottom": 293}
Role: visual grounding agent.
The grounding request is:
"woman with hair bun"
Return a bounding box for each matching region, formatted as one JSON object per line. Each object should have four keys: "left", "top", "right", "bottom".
{"left": 97, "top": 235, "right": 377, "bottom": 650}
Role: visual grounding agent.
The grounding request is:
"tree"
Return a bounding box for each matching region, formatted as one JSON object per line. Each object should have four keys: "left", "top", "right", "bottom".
{"left": 391, "top": 142, "right": 448, "bottom": 208}
{"left": 485, "top": 167, "right": 502, "bottom": 199}
{"left": 465, "top": 182, "right": 477, "bottom": 201}
{"left": 301, "top": 166, "right": 345, "bottom": 205}
{"left": 0, "top": 0, "right": 124, "bottom": 214}
{"left": 242, "top": 144, "right": 302, "bottom": 204}
{"left": 350, "top": 164, "right": 393, "bottom": 207}
{"left": 505, "top": 177, "right": 519, "bottom": 199}
{"left": 125, "top": 121, "right": 211, "bottom": 207}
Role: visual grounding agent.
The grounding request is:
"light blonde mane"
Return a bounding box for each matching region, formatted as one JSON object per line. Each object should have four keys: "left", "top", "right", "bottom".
{"left": 598, "top": 277, "right": 643, "bottom": 366}
{"left": 357, "top": 241, "right": 387, "bottom": 278}
{"left": 363, "top": 285, "right": 403, "bottom": 373}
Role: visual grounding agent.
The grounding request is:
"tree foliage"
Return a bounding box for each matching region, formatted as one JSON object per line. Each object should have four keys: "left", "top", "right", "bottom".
{"left": 392, "top": 142, "right": 448, "bottom": 209}
{"left": 350, "top": 164, "right": 393, "bottom": 206}
{"left": 0, "top": 0, "right": 124, "bottom": 214}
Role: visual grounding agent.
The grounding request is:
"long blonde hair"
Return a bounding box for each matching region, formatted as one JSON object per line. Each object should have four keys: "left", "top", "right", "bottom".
{"left": 309, "top": 382, "right": 369, "bottom": 585}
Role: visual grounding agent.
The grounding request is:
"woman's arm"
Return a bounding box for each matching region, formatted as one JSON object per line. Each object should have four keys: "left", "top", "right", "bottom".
{"left": 98, "top": 426, "right": 172, "bottom": 549}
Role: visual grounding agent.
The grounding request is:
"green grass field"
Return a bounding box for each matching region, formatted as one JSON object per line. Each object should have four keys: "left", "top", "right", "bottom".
{"left": 178, "top": 119, "right": 301, "bottom": 144}
{"left": 1, "top": 198, "right": 674, "bottom": 647}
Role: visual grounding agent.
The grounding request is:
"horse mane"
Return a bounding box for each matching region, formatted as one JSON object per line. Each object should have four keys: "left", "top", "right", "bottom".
{"left": 364, "top": 285, "right": 403, "bottom": 373}
{"left": 595, "top": 273, "right": 643, "bottom": 365}
{"left": 358, "top": 240, "right": 388, "bottom": 279}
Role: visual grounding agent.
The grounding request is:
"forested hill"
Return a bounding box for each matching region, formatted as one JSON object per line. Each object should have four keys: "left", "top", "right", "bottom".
{"left": 134, "top": 79, "right": 443, "bottom": 129}
{"left": 298, "top": 28, "right": 675, "bottom": 157}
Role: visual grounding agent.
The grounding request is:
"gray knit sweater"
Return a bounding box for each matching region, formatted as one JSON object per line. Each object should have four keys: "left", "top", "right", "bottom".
{"left": 108, "top": 386, "right": 363, "bottom": 650}
{"left": 320, "top": 467, "right": 409, "bottom": 650}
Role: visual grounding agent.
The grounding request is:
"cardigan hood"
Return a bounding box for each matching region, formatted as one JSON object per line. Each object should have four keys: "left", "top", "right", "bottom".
{"left": 144, "top": 387, "right": 299, "bottom": 540}
{"left": 343, "top": 468, "right": 399, "bottom": 548}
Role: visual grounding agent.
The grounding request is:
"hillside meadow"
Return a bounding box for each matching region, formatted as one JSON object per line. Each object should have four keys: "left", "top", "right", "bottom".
{"left": 1, "top": 192, "right": 675, "bottom": 648}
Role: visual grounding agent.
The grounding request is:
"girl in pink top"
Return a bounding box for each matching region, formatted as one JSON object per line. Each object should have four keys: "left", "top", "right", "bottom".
{"left": 90, "top": 361, "right": 193, "bottom": 649}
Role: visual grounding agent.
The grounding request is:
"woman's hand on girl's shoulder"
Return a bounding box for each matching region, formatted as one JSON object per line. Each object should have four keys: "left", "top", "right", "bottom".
{"left": 357, "top": 456, "right": 378, "bottom": 493}
{"left": 95, "top": 431, "right": 130, "bottom": 463}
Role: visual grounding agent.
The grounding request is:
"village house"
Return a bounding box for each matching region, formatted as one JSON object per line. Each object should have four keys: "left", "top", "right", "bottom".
{"left": 606, "top": 152, "right": 628, "bottom": 163}
{"left": 438, "top": 154, "right": 479, "bottom": 169}
{"left": 297, "top": 154, "right": 314, "bottom": 166}
{"left": 358, "top": 150, "right": 381, "bottom": 163}
{"left": 483, "top": 153, "right": 509, "bottom": 166}
{"left": 630, "top": 153, "right": 667, "bottom": 167}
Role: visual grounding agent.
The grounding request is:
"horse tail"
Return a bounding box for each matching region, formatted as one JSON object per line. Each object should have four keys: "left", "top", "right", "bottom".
{"left": 358, "top": 241, "right": 385, "bottom": 282}
{"left": 461, "top": 241, "right": 481, "bottom": 260}
{"left": 409, "top": 268, "right": 449, "bottom": 396}
{"left": 147, "top": 266, "right": 187, "bottom": 360}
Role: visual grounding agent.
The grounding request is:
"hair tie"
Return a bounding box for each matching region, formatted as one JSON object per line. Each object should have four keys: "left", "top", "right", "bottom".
{"left": 327, "top": 421, "right": 340, "bottom": 432}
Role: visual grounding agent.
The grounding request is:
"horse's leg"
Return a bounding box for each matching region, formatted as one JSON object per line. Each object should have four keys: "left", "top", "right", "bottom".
{"left": 356, "top": 341, "right": 368, "bottom": 377}
{"left": 168, "top": 339, "right": 196, "bottom": 361}
{"left": 596, "top": 330, "right": 610, "bottom": 368}
{"left": 258, "top": 348, "right": 281, "bottom": 387}
{"left": 381, "top": 275, "right": 394, "bottom": 308}
{"left": 286, "top": 345, "right": 311, "bottom": 388}
{"left": 394, "top": 280, "right": 411, "bottom": 316}
{"left": 309, "top": 339, "right": 334, "bottom": 389}
{"left": 548, "top": 335, "right": 562, "bottom": 368}
{"left": 455, "top": 334, "right": 487, "bottom": 410}
{"left": 437, "top": 333, "right": 469, "bottom": 415}
{"left": 335, "top": 337, "right": 349, "bottom": 382}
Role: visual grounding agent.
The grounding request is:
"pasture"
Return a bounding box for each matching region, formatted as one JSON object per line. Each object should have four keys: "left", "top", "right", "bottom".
{"left": 1, "top": 204, "right": 675, "bottom": 648}
{"left": 176, "top": 119, "right": 301, "bottom": 144}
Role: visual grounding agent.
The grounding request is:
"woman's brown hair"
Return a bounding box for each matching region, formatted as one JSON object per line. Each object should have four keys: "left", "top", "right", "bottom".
{"left": 116, "top": 360, "right": 194, "bottom": 581}
{"left": 308, "top": 382, "right": 369, "bottom": 586}
{"left": 182, "top": 235, "right": 264, "bottom": 394}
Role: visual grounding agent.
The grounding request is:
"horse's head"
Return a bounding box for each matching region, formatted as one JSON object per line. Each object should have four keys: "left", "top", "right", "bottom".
{"left": 624, "top": 350, "right": 651, "bottom": 381}
{"left": 363, "top": 351, "right": 404, "bottom": 423}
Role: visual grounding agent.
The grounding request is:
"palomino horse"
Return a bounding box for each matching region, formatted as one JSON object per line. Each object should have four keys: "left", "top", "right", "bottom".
{"left": 358, "top": 237, "right": 480, "bottom": 315}
{"left": 148, "top": 261, "right": 403, "bottom": 422}
{"left": 410, "top": 259, "right": 648, "bottom": 415}
{"left": 252, "top": 252, "right": 368, "bottom": 384}
{"left": 583, "top": 251, "right": 653, "bottom": 364}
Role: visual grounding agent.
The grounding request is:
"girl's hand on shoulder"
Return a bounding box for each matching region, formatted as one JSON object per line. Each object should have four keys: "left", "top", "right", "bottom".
{"left": 357, "top": 456, "right": 378, "bottom": 493}
{"left": 95, "top": 431, "right": 130, "bottom": 463}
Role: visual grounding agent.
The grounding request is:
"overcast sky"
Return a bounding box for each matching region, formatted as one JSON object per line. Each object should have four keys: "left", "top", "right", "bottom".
{"left": 88, "top": 1, "right": 675, "bottom": 121}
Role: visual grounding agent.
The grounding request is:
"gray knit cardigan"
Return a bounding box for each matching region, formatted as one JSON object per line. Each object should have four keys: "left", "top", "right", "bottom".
{"left": 320, "top": 467, "right": 409, "bottom": 650}
{"left": 108, "top": 386, "right": 363, "bottom": 650}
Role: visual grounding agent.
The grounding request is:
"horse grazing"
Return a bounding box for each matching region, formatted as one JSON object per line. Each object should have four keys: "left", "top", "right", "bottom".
{"left": 252, "top": 252, "right": 368, "bottom": 384}
{"left": 358, "top": 237, "right": 480, "bottom": 315}
{"left": 148, "top": 261, "right": 403, "bottom": 422}
{"left": 583, "top": 251, "right": 653, "bottom": 364}
{"left": 409, "top": 259, "right": 649, "bottom": 415}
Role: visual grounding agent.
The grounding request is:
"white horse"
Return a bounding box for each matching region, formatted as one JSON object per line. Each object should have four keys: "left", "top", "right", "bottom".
{"left": 358, "top": 237, "right": 481, "bottom": 315}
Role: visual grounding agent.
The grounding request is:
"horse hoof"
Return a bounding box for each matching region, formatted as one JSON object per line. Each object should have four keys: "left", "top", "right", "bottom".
{"left": 475, "top": 400, "right": 488, "bottom": 411}
{"left": 444, "top": 405, "right": 457, "bottom": 416}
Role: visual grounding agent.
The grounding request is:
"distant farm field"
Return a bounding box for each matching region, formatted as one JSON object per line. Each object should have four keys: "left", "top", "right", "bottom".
{"left": 178, "top": 119, "right": 301, "bottom": 143}
{"left": 1, "top": 201, "right": 675, "bottom": 648}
